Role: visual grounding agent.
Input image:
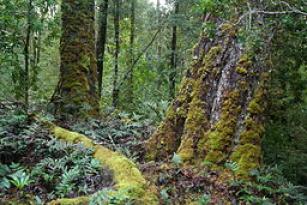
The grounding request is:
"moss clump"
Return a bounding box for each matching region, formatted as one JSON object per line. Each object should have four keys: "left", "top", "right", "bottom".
{"left": 220, "top": 23, "right": 237, "bottom": 37}
{"left": 236, "top": 66, "right": 248, "bottom": 75}
{"left": 94, "top": 146, "right": 146, "bottom": 196}
{"left": 201, "top": 46, "right": 222, "bottom": 73}
{"left": 235, "top": 54, "right": 252, "bottom": 75}
{"left": 203, "top": 90, "right": 241, "bottom": 164}
{"left": 145, "top": 120, "right": 178, "bottom": 161}
{"left": 247, "top": 98, "right": 264, "bottom": 114}
{"left": 52, "top": 126, "right": 94, "bottom": 148}
{"left": 239, "top": 130, "right": 261, "bottom": 144}
{"left": 205, "top": 150, "right": 225, "bottom": 164}
{"left": 48, "top": 197, "right": 89, "bottom": 205}
{"left": 245, "top": 117, "right": 264, "bottom": 132}
{"left": 230, "top": 144, "right": 261, "bottom": 178}
{"left": 230, "top": 73, "right": 268, "bottom": 178}
{"left": 177, "top": 95, "right": 207, "bottom": 161}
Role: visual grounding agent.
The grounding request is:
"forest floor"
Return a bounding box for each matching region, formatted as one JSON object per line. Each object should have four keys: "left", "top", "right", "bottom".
{"left": 0, "top": 102, "right": 306, "bottom": 204}
{"left": 63, "top": 116, "right": 238, "bottom": 204}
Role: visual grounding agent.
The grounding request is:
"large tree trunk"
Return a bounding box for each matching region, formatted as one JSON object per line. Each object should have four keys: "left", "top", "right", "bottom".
{"left": 50, "top": 0, "right": 99, "bottom": 119}
{"left": 145, "top": 23, "right": 268, "bottom": 178}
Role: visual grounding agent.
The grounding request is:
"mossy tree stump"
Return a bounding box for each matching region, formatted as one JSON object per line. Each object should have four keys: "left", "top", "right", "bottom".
{"left": 50, "top": 0, "right": 99, "bottom": 119}
{"left": 145, "top": 23, "right": 268, "bottom": 178}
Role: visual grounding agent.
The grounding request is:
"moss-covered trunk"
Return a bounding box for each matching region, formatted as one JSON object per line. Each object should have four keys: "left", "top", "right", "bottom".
{"left": 50, "top": 0, "right": 99, "bottom": 119}
{"left": 145, "top": 23, "right": 268, "bottom": 178}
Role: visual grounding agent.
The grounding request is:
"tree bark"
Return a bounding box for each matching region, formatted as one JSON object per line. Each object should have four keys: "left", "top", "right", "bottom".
{"left": 169, "top": 1, "right": 179, "bottom": 100}
{"left": 127, "top": 0, "right": 136, "bottom": 105}
{"left": 145, "top": 23, "right": 268, "bottom": 178}
{"left": 50, "top": 0, "right": 99, "bottom": 119}
{"left": 156, "top": 0, "right": 163, "bottom": 91}
{"left": 96, "top": 0, "right": 109, "bottom": 99}
{"left": 23, "top": 0, "right": 33, "bottom": 112}
{"left": 112, "top": 0, "right": 120, "bottom": 108}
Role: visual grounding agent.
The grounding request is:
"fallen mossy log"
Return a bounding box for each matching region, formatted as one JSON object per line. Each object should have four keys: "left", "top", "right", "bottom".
{"left": 35, "top": 120, "right": 158, "bottom": 205}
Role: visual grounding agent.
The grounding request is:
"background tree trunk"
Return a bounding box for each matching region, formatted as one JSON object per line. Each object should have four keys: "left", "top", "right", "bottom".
{"left": 50, "top": 0, "right": 99, "bottom": 119}
{"left": 156, "top": 0, "right": 163, "bottom": 91}
{"left": 146, "top": 23, "right": 268, "bottom": 178}
{"left": 169, "top": 0, "right": 179, "bottom": 100}
{"left": 96, "top": 0, "right": 109, "bottom": 99}
{"left": 112, "top": 0, "right": 120, "bottom": 108}
{"left": 127, "top": 0, "right": 136, "bottom": 105}
{"left": 23, "top": 0, "right": 33, "bottom": 112}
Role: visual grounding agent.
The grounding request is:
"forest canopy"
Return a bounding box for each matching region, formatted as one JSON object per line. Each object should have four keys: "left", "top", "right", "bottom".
{"left": 0, "top": 0, "right": 307, "bottom": 204}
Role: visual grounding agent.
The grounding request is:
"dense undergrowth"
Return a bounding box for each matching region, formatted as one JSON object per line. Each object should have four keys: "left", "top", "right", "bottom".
{"left": 0, "top": 103, "right": 114, "bottom": 204}
{"left": 1, "top": 102, "right": 307, "bottom": 204}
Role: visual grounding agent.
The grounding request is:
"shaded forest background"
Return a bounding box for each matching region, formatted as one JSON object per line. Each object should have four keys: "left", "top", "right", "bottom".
{"left": 0, "top": 0, "right": 307, "bottom": 203}
{"left": 1, "top": 0, "right": 306, "bottom": 184}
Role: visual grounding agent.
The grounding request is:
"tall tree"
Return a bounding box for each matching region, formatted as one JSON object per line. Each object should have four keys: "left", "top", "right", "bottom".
{"left": 96, "top": 0, "right": 109, "bottom": 99}
{"left": 169, "top": 0, "right": 179, "bottom": 100}
{"left": 24, "top": 0, "right": 33, "bottom": 112}
{"left": 156, "top": 0, "right": 163, "bottom": 91}
{"left": 50, "top": 0, "right": 99, "bottom": 119}
{"left": 112, "top": 0, "right": 120, "bottom": 107}
{"left": 127, "top": 0, "right": 136, "bottom": 105}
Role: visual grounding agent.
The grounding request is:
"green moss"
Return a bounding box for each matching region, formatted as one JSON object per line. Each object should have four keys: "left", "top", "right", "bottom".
{"left": 236, "top": 66, "right": 248, "bottom": 75}
{"left": 238, "top": 54, "right": 252, "bottom": 66}
{"left": 48, "top": 124, "right": 158, "bottom": 205}
{"left": 244, "top": 117, "right": 264, "bottom": 132}
{"left": 177, "top": 70, "right": 210, "bottom": 161}
{"left": 94, "top": 146, "right": 147, "bottom": 199}
{"left": 206, "top": 131, "right": 229, "bottom": 150}
{"left": 197, "top": 131, "right": 209, "bottom": 156}
{"left": 52, "top": 126, "right": 94, "bottom": 148}
{"left": 184, "top": 99, "right": 206, "bottom": 132}
{"left": 202, "top": 90, "right": 241, "bottom": 164}
{"left": 165, "top": 106, "right": 176, "bottom": 120}
{"left": 247, "top": 99, "right": 264, "bottom": 114}
{"left": 205, "top": 150, "right": 225, "bottom": 164}
{"left": 230, "top": 144, "right": 261, "bottom": 178}
{"left": 177, "top": 137, "right": 195, "bottom": 161}
{"left": 220, "top": 23, "right": 237, "bottom": 37}
{"left": 145, "top": 119, "right": 179, "bottom": 161}
{"left": 51, "top": 0, "right": 99, "bottom": 119}
{"left": 177, "top": 96, "right": 207, "bottom": 161}
{"left": 201, "top": 46, "right": 222, "bottom": 73}
{"left": 230, "top": 73, "right": 268, "bottom": 178}
{"left": 80, "top": 55, "right": 91, "bottom": 72}
{"left": 48, "top": 197, "right": 89, "bottom": 205}
{"left": 240, "top": 130, "right": 261, "bottom": 144}
{"left": 235, "top": 54, "right": 252, "bottom": 75}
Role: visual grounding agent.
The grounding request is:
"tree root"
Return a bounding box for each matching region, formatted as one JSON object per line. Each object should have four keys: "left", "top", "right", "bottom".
{"left": 41, "top": 122, "right": 158, "bottom": 205}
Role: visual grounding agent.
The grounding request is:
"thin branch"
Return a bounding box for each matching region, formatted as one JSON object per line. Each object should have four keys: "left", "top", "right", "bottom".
{"left": 236, "top": 9, "right": 307, "bottom": 25}
{"left": 116, "top": 24, "right": 164, "bottom": 90}
{"left": 236, "top": 1, "right": 307, "bottom": 25}
{"left": 279, "top": 1, "right": 307, "bottom": 16}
